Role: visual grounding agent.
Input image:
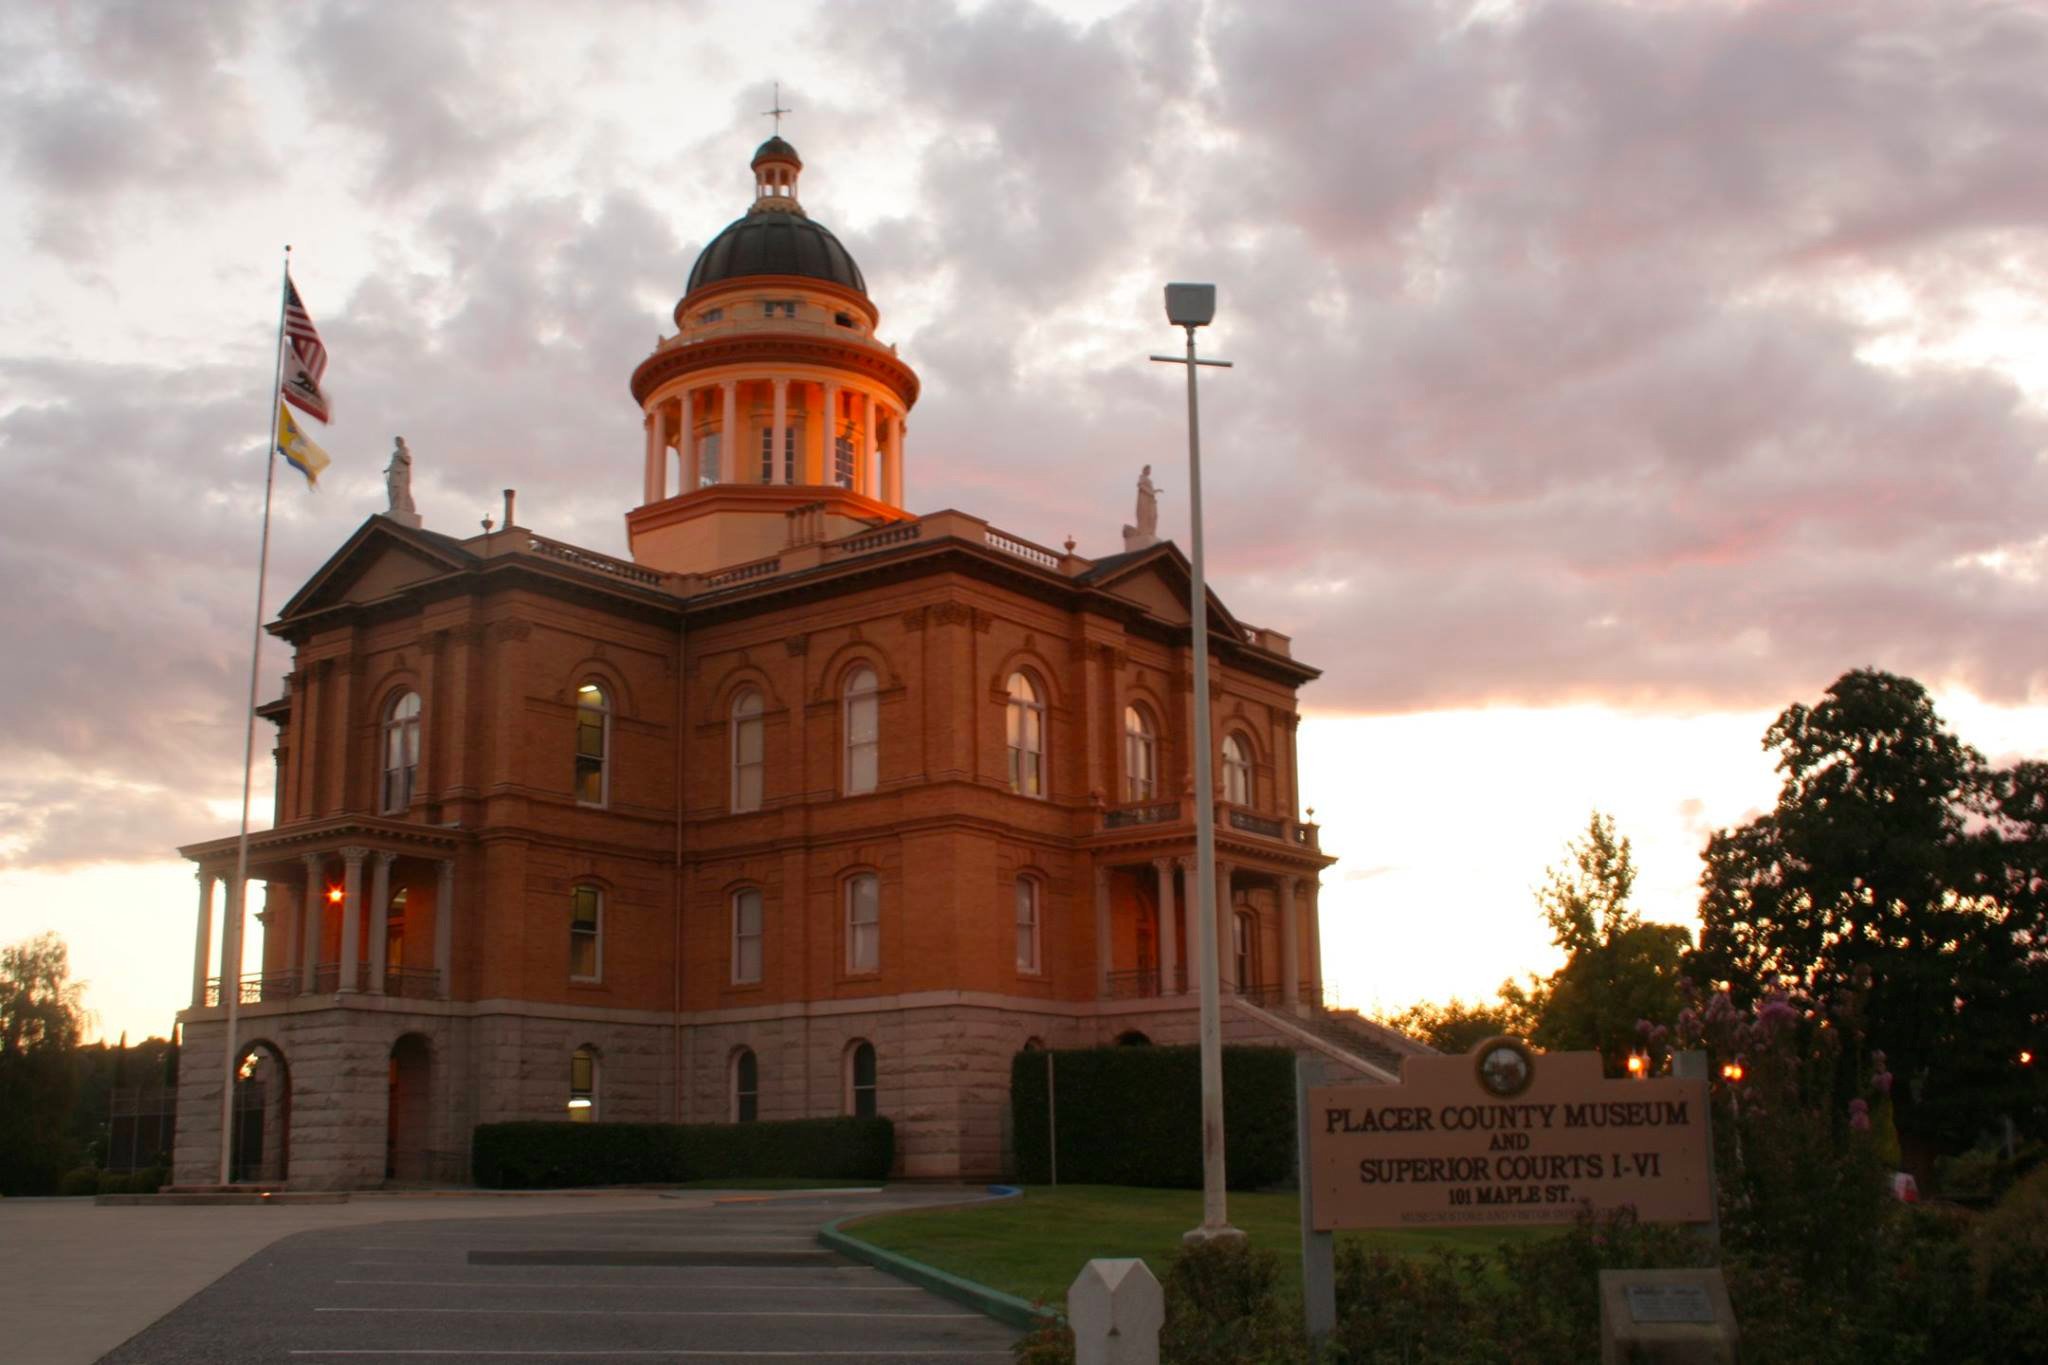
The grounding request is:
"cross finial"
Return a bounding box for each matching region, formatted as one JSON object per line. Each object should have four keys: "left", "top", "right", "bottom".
{"left": 762, "top": 81, "right": 792, "bottom": 136}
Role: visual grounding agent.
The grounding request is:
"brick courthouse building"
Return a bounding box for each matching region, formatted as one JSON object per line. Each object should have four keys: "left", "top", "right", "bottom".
{"left": 174, "top": 139, "right": 1412, "bottom": 1189}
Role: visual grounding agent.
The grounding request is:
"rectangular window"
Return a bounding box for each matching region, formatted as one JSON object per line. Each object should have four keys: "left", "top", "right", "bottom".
{"left": 570, "top": 886, "right": 601, "bottom": 981}
{"left": 1015, "top": 879, "right": 1040, "bottom": 973}
{"left": 733, "top": 889, "right": 763, "bottom": 985}
{"left": 762, "top": 300, "right": 796, "bottom": 319}
{"left": 846, "top": 875, "right": 879, "bottom": 974}
{"left": 759, "top": 425, "right": 798, "bottom": 485}
{"left": 700, "top": 431, "right": 721, "bottom": 486}
{"left": 574, "top": 697, "right": 606, "bottom": 806}
{"left": 834, "top": 432, "right": 855, "bottom": 489}
{"left": 699, "top": 307, "right": 723, "bottom": 323}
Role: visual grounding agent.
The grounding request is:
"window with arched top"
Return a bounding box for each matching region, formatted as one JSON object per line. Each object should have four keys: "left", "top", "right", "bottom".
{"left": 844, "top": 666, "right": 879, "bottom": 795}
{"left": 1006, "top": 672, "right": 1044, "bottom": 797}
{"left": 570, "top": 886, "right": 602, "bottom": 982}
{"left": 1014, "top": 876, "right": 1041, "bottom": 974}
{"left": 381, "top": 691, "right": 421, "bottom": 814}
{"left": 845, "top": 873, "right": 880, "bottom": 974}
{"left": 568, "top": 1046, "right": 598, "bottom": 1122}
{"left": 575, "top": 682, "right": 610, "bottom": 806}
{"left": 731, "top": 689, "right": 764, "bottom": 812}
{"left": 1222, "top": 733, "right": 1252, "bottom": 807}
{"left": 732, "top": 1047, "right": 759, "bottom": 1122}
{"left": 847, "top": 1040, "right": 877, "bottom": 1118}
{"left": 732, "top": 888, "right": 763, "bottom": 985}
{"left": 1123, "top": 704, "right": 1157, "bottom": 803}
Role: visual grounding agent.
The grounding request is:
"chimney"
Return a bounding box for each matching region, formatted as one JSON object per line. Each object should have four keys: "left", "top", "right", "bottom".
{"left": 502, "top": 489, "right": 517, "bottom": 529}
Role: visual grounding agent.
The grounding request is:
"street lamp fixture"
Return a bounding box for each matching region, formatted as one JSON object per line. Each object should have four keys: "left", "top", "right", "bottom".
{"left": 1151, "top": 284, "right": 1239, "bottom": 1245}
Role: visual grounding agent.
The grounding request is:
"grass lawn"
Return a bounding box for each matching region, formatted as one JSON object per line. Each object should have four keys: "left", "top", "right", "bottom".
{"left": 843, "top": 1185, "right": 1546, "bottom": 1305}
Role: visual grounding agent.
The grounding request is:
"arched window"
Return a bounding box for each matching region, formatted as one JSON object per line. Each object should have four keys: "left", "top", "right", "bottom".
{"left": 381, "top": 691, "right": 421, "bottom": 814}
{"left": 847, "top": 1040, "right": 877, "bottom": 1118}
{"left": 1115, "top": 1030, "right": 1152, "bottom": 1047}
{"left": 731, "top": 689, "right": 764, "bottom": 812}
{"left": 570, "top": 885, "right": 602, "bottom": 981}
{"left": 575, "top": 682, "right": 610, "bottom": 806}
{"left": 1123, "top": 704, "right": 1157, "bottom": 802}
{"left": 732, "top": 1047, "right": 759, "bottom": 1122}
{"left": 1006, "top": 672, "right": 1044, "bottom": 797}
{"left": 732, "top": 888, "right": 763, "bottom": 985}
{"left": 844, "top": 666, "right": 879, "bottom": 795}
{"left": 1014, "top": 876, "right": 1041, "bottom": 974}
{"left": 845, "top": 873, "right": 880, "bottom": 974}
{"left": 568, "top": 1046, "right": 598, "bottom": 1122}
{"left": 1222, "top": 733, "right": 1252, "bottom": 807}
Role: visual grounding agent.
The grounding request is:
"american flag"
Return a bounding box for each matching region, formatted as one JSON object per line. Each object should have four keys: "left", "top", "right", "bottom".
{"left": 281, "top": 273, "right": 332, "bottom": 424}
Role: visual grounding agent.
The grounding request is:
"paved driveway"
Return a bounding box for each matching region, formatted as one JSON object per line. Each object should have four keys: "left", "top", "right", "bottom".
{"left": 1, "top": 1190, "right": 1018, "bottom": 1365}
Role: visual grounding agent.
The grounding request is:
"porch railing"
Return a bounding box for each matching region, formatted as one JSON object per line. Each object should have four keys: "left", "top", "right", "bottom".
{"left": 1103, "top": 966, "right": 1190, "bottom": 999}
{"left": 203, "top": 972, "right": 299, "bottom": 1007}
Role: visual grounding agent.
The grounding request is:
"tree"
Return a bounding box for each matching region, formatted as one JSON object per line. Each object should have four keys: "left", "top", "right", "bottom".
{"left": 1692, "top": 670, "right": 2045, "bottom": 1148}
{"left": 1518, "top": 812, "right": 1692, "bottom": 1074}
{"left": 1379, "top": 996, "right": 1529, "bottom": 1055}
{"left": 0, "top": 933, "right": 92, "bottom": 1193}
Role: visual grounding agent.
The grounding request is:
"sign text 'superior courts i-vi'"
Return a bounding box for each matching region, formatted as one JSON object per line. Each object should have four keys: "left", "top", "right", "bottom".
{"left": 1306, "top": 1041, "right": 1713, "bottom": 1230}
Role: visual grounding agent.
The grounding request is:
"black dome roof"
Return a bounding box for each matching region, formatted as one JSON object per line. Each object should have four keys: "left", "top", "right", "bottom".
{"left": 753, "top": 136, "right": 800, "bottom": 164}
{"left": 686, "top": 213, "right": 867, "bottom": 296}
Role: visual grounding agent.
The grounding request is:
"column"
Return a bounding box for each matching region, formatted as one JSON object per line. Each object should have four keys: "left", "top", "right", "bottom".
{"left": 1154, "top": 857, "right": 1179, "bottom": 998}
{"left": 803, "top": 383, "right": 825, "bottom": 484}
{"left": 191, "top": 871, "right": 216, "bottom": 1009}
{"left": 368, "top": 851, "right": 395, "bottom": 995}
{"left": 220, "top": 878, "right": 245, "bottom": 1005}
{"left": 650, "top": 403, "right": 669, "bottom": 502}
{"left": 273, "top": 881, "right": 297, "bottom": 997}
{"left": 821, "top": 381, "right": 839, "bottom": 485}
{"left": 641, "top": 413, "right": 658, "bottom": 504}
{"left": 339, "top": 846, "right": 367, "bottom": 993}
{"left": 771, "top": 378, "right": 789, "bottom": 484}
{"left": 1094, "top": 866, "right": 1112, "bottom": 999}
{"left": 720, "top": 381, "right": 739, "bottom": 483}
{"left": 1305, "top": 879, "right": 1323, "bottom": 1000}
{"left": 883, "top": 409, "right": 904, "bottom": 505}
{"left": 861, "top": 392, "right": 877, "bottom": 495}
{"left": 1216, "top": 861, "right": 1236, "bottom": 993}
{"left": 1281, "top": 878, "right": 1301, "bottom": 1008}
{"left": 683, "top": 389, "right": 701, "bottom": 489}
{"left": 299, "top": 855, "right": 322, "bottom": 995}
{"left": 435, "top": 858, "right": 456, "bottom": 1000}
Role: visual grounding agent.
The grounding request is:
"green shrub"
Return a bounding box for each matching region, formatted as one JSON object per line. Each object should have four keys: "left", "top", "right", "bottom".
{"left": 58, "top": 1166, "right": 98, "bottom": 1197}
{"left": 471, "top": 1116, "right": 893, "bottom": 1189}
{"left": 1160, "top": 1236, "right": 1299, "bottom": 1365}
{"left": 1974, "top": 1164, "right": 2048, "bottom": 1361}
{"left": 1009, "top": 1045, "right": 1295, "bottom": 1189}
{"left": 95, "top": 1169, "right": 129, "bottom": 1195}
{"left": 1326, "top": 1244, "right": 1486, "bottom": 1365}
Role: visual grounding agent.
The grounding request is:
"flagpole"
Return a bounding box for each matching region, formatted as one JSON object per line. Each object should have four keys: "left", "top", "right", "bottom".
{"left": 219, "top": 245, "right": 292, "bottom": 1186}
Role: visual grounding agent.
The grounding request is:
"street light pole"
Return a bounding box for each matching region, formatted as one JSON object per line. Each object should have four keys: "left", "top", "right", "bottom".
{"left": 1152, "top": 283, "right": 1241, "bottom": 1244}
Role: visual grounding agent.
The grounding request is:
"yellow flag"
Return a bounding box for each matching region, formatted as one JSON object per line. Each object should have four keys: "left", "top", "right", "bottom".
{"left": 277, "top": 401, "right": 330, "bottom": 488}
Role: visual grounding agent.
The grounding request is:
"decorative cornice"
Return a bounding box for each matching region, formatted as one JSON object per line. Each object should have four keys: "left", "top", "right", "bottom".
{"left": 630, "top": 331, "right": 919, "bottom": 410}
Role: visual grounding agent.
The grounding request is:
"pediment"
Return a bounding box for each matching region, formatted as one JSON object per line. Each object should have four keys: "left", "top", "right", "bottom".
{"left": 1085, "top": 544, "right": 1245, "bottom": 641}
{"left": 278, "top": 517, "right": 474, "bottom": 622}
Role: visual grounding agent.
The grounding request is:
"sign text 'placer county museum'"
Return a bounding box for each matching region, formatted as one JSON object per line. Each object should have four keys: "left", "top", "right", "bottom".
{"left": 1306, "top": 1043, "right": 1712, "bottom": 1230}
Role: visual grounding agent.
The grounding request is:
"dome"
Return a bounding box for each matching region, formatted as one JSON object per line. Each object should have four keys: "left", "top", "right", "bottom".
{"left": 752, "top": 136, "right": 800, "bottom": 166}
{"left": 685, "top": 213, "right": 867, "bottom": 295}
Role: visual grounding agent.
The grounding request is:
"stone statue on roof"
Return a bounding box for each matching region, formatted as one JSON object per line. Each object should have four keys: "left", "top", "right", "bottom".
{"left": 385, "top": 437, "right": 421, "bottom": 528}
{"left": 1123, "top": 464, "right": 1161, "bottom": 552}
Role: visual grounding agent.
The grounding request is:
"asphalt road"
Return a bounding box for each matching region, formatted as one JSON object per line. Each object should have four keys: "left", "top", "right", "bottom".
{"left": 97, "top": 1191, "right": 1020, "bottom": 1364}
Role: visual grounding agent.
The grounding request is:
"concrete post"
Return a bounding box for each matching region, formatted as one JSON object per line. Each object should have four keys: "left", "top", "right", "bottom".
{"left": 651, "top": 401, "right": 669, "bottom": 502}
{"left": 339, "top": 846, "right": 367, "bottom": 993}
{"left": 435, "top": 858, "right": 456, "bottom": 1000}
{"left": 191, "top": 870, "right": 215, "bottom": 1008}
{"left": 1069, "top": 1258, "right": 1163, "bottom": 1365}
{"left": 1153, "top": 857, "right": 1178, "bottom": 998}
{"left": 300, "top": 853, "right": 323, "bottom": 994}
{"left": 368, "top": 851, "right": 395, "bottom": 994}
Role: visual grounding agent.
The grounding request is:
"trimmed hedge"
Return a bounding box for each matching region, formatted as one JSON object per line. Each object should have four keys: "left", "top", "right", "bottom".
{"left": 471, "top": 1116, "right": 893, "bottom": 1189}
{"left": 1010, "top": 1044, "right": 1295, "bottom": 1188}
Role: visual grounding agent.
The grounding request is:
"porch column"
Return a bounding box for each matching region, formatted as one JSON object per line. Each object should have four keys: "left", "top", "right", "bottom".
{"left": 771, "top": 378, "right": 789, "bottom": 484}
{"left": 1216, "top": 860, "right": 1236, "bottom": 993}
{"left": 883, "top": 408, "right": 904, "bottom": 506}
{"left": 339, "top": 846, "right": 367, "bottom": 993}
{"left": 860, "top": 392, "right": 877, "bottom": 495}
{"left": 1094, "top": 866, "right": 1112, "bottom": 999}
{"left": 274, "top": 880, "right": 298, "bottom": 997}
{"left": 191, "top": 870, "right": 216, "bottom": 1009}
{"left": 1281, "top": 877, "right": 1301, "bottom": 1008}
{"left": 435, "top": 858, "right": 456, "bottom": 1000}
{"left": 1306, "top": 878, "right": 1323, "bottom": 998}
{"left": 299, "top": 854, "right": 322, "bottom": 994}
{"left": 821, "top": 381, "right": 840, "bottom": 484}
{"left": 368, "top": 851, "right": 395, "bottom": 995}
{"left": 1153, "top": 857, "right": 1179, "bottom": 997}
{"left": 720, "top": 381, "right": 739, "bottom": 483}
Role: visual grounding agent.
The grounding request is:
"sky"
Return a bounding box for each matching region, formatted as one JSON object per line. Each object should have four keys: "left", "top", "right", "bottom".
{"left": 4, "top": 0, "right": 2048, "bottom": 1042}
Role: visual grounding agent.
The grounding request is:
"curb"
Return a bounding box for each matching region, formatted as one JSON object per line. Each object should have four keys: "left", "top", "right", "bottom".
{"left": 818, "top": 1187, "right": 1060, "bottom": 1333}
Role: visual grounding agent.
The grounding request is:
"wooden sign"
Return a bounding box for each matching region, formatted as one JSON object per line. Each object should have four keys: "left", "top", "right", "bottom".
{"left": 1305, "top": 1039, "right": 1712, "bottom": 1230}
